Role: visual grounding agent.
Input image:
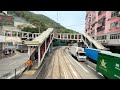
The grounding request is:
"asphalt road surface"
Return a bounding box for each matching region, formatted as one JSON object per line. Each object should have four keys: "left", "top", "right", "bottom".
{"left": 0, "top": 51, "right": 28, "bottom": 77}
{"left": 36, "top": 47, "right": 105, "bottom": 79}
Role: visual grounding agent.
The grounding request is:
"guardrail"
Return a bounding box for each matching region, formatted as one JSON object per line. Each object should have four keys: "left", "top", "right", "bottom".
{"left": 0, "top": 63, "right": 27, "bottom": 79}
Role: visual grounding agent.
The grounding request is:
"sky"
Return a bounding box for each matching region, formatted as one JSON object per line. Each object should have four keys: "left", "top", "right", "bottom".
{"left": 31, "top": 11, "right": 86, "bottom": 34}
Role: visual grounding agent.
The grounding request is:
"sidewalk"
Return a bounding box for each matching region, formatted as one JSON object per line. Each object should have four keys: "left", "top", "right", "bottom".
{"left": 18, "top": 55, "right": 52, "bottom": 79}
{"left": 18, "top": 47, "right": 58, "bottom": 79}
{"left": 18, "top": 61, "right": 39, "bottom": 79}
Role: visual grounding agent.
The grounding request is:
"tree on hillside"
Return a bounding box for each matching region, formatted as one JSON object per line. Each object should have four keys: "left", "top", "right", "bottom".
{"left": 8, "top": 11, "right": 78, "bottom": 34}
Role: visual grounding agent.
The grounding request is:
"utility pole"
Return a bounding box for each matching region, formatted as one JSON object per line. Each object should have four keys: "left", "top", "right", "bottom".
{"left": 39, "top": 26, "right": 40, "bottom": 33}
{"left": 56, "top": 11, "right": 60, "bottom": 46}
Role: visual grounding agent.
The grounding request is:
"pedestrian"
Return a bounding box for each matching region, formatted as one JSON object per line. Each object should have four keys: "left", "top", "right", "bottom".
{"left": 35, "top": 52, "right": 38, "bottom": 61}
{"left": 25, "top": 57, "right": 33, "bottom": 70}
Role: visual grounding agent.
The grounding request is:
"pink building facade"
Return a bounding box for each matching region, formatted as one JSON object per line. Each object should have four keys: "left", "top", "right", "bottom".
{"left": 85, "top": 11, "right": 120, "bottom": 46}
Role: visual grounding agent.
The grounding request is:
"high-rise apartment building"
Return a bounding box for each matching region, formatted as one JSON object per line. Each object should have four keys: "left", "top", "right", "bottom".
{"left": 85, "top": 11, "right": 120, "bottom": 49}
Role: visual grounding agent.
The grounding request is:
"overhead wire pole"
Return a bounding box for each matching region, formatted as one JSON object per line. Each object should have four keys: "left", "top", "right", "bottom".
{"left": 56, "top": 11, "right": 60, "bottom": 46}
{"left": 39, "top": 26, "right": 40, "bottom": 33}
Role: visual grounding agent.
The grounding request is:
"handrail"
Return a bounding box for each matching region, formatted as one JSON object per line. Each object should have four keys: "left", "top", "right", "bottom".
{"left": 83, "top": 33, "right": 108, "bottom": 50}
{"left": 0, "top": 61, "right": 27, "bottom": 79}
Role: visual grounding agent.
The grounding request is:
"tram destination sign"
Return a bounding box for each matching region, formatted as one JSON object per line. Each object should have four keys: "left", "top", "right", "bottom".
{"left": 0, "top": 15, "right": 14, "bottom": 26}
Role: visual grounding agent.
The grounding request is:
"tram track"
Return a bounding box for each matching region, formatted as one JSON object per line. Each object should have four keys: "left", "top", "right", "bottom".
{"left": 36, "top": 47, "right": 59, "bottom": 79}
{"left": 60, "top": 48, "right": 83, "bottom": 79}
{"left": 36, "top": 46, "right": 104, "bottom": 79}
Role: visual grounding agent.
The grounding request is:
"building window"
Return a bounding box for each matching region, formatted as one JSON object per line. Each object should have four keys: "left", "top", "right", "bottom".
{"left": 117, "top": 21, "right": 120, "bottom": 27}
{"left": 117, "top": 34, "right": 120, "bottom": 39}
{"left": 111, "top": 11, "right": 120, "bottom": 17}
{"left": 92, "top": 16, "right": 96, "bottom": 21}
{"left": 98, "top": 11, "right": 105, "bottom": 16}
{"left": 98, "top": 16, "right": 105, "bottom": 25}
{"left": 110, "top": 33, "right": 120, "bottom": 39}
{"left": 97, "top": 35, "right": 107, "bottom": 40}
{"left": 110, "top": 23, "right": 116, "bottom": 29}
{"left": 97, "top": 26, "right": 105, "bottom": 32}
{"left": 110, "top": 20, "right": 120, "bottom": 29}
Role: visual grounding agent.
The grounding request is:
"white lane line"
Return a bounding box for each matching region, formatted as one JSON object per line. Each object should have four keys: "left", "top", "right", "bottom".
{"left": 69, "top": 65, "right": 78, "bottom": 78}
{"left": 66, "top": 53, "right": 89, "bottom": 73}
{"left": 97, "top": 72, "right": 104, "bottom": 77}
{"left": 9, "top": 62, "right": 16, "bottom": 65}
{"left": 78, "top": 62, "right": 89, "bottom": 73}
{"left": 64, "top": 71, "right": 68, "bottom": 79}
{"left": 87, "top": 65, "right": 96, "bottom": 72}
{"left": 87, "top": 65, "right": 104, "bottom": 77}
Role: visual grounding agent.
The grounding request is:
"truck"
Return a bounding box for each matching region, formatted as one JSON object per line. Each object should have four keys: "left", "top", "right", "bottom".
{"left": 69, "top": 46, "right": 86, "bottom": 61}
{"left": 16, "top": 44, "right": 28, "bottom": 53}
{"left": 3, "top": 42, "right": 16, "bottom": 55}
{"left": 96, "top": 51, "right": 120, "bottom": 79}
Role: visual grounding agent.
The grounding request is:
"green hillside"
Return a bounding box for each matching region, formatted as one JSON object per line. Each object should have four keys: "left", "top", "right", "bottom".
{"left": 8, "top": 11, "right": 78, "bottom": 33}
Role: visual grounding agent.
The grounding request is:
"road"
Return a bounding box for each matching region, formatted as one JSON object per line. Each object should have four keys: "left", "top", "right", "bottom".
{"left": 0, "top": 51, "right": 28, "bottom": 77}
{"left": 36, "top": 46, "right": 105, "bottom": 79}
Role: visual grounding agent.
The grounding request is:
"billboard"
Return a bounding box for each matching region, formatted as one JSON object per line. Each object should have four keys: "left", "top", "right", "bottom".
{"left": 0, "top": 15, "right": 14, "bottom": 26}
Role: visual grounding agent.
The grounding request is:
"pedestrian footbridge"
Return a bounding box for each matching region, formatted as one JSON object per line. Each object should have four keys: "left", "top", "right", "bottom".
{"left": 23, "top": 28, "right": 108, "bottom": 69}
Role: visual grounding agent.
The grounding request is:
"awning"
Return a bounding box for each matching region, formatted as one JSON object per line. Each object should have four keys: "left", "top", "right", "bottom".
{"left": 6, "top": 37, "right": 22, "bottom": 42}
{"left": 0, "top": 36, "right": 22, "bottom": 42}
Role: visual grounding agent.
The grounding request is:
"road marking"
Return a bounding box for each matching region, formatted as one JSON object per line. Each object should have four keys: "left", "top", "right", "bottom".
{"left": 78, "top": 62, "right": 89, "bottom": 73}
{"left": 87, "top": 65, "right": 104, "bottom": 77}
{"left": 69, "top": 65, "right": 78, "bottom": 78}
{"left": 66, "top": 52, "right": 89, "bottom": 73}
{"left": 87, "top": 65, "right": 96, "bottom": 72}
{"left": 97, "top": 72, "right": 104, "bottom": 77}
{"left": 64, "top": 71, "right": 68, "bottom": 79}
{"left": 9, "top": 62, "right": 16, "bottom": 65}
{"left": 23, "top": 70, "right": 36, "bottom": 75}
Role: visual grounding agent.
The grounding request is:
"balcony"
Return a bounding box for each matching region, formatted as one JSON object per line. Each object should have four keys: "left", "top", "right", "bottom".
{"left": 111, "top": 11, "right": 120, "bottom": 17}
{"left": 97, "top": 23, "right": 102, "bottom": 28}
{"left": 109, "top": 26, "right": 120, "bottom": 32}
{"left": 92, "top": 26, "right": 95, "bottom": 31}
{"left": 98, "top": 12, "right": 106, "bottom": 20}
{"left": 97, "top": 26, "right": 105, "bottom": 33}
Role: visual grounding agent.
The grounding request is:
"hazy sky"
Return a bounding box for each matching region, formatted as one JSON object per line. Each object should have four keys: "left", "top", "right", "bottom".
{"left": 31, "top": 11, "right": 86, "bottom": 34}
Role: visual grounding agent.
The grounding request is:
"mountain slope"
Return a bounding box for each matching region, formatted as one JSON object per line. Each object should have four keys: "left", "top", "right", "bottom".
{"left": 8, "top": 11, "right": 78, "bottom": 33}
